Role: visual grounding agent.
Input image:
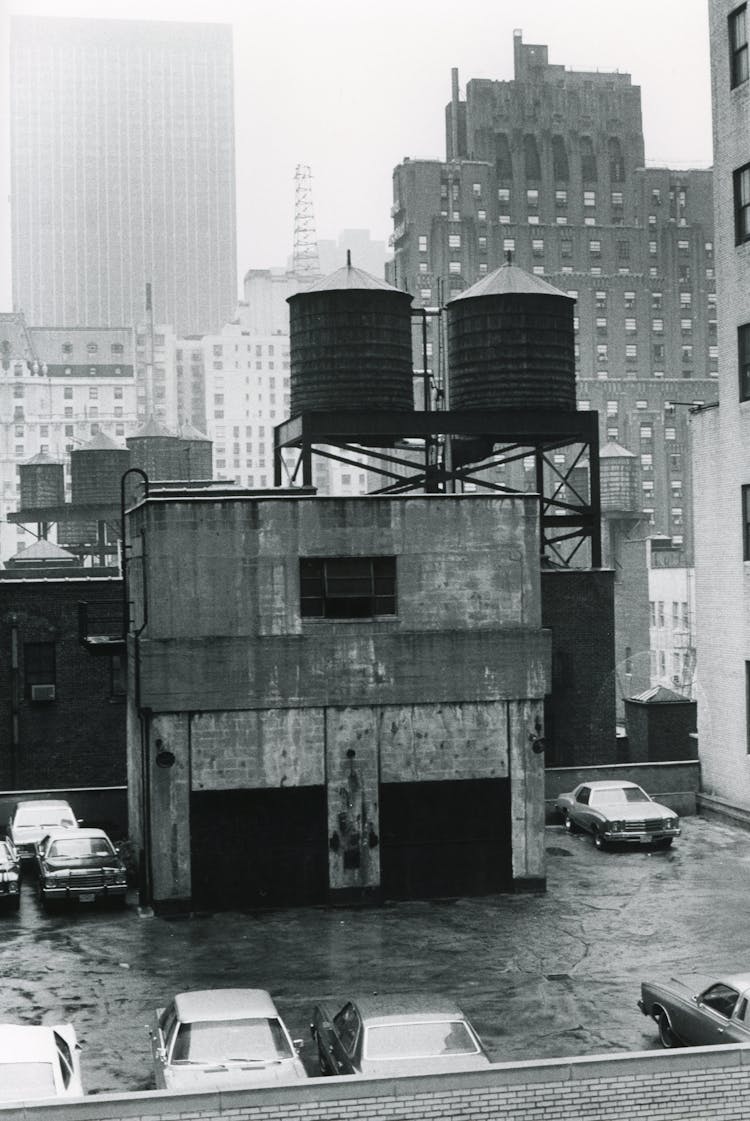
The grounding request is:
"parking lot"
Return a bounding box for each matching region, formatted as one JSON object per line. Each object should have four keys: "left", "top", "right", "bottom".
{"left": 1, "top": 813, "right": 748, "bottom": 1097}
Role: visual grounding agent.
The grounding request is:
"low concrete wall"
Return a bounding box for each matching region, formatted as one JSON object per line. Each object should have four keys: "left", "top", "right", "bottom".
{"left": 698, "top": 790, "right": 750, "bottom": 832}
{"left": 545, "top": 760, "right": 701, "bottom": 822}
{"left": 6, "top": 1042, "right": 750, "bottom": 1121}
{"left": 0, "top": 787, "right": 128, "bottom": 839}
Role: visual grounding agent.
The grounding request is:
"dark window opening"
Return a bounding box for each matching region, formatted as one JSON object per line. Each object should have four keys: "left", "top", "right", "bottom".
{"left": 743, "top": 485, "right": 750, "bottom": 560}
{"left": 495, "top": 134, "right": 512, "bottom": 179}
{"left": 608, "top": 137, "right": 625, "bottom": 182}
{"left": 739, "top": 323, "right": 750, "bottom": 400}
{"left": 524, "top": 134, "right": 541, "bottom": 181}
{"left": 551, "top": 135, "right": 569, "bottom": 181}
{"left": 730, "top": 4, "right": 749, "bottom": 88}
{"left": 734, "top": 162, "right": 750, "bottom": 244}
{"left": 24, "top": 640, "right": 56, "bottom": 699}
{"left": 110, "top": 654, "right": 127, "bottom": 698}
{"left": 580, "top": 136, "right": 598, "bottom": 181}
{"left": 301, "top": 557, "right": 397, "bottom": 618}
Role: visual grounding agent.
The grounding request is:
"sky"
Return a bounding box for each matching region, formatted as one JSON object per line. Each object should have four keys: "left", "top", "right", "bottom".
{"left": 0, "top": 0, "right": 713, "bottom": 305}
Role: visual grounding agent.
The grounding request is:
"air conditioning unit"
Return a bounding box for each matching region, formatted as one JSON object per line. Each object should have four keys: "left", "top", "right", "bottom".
{"left": 30, "top": 684, "right": 56, "bottom": 702}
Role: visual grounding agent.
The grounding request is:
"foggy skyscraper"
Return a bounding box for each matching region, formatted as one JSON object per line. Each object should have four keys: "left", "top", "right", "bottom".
{"left": 10, "top": 17, "right": 237, "bottom": 336}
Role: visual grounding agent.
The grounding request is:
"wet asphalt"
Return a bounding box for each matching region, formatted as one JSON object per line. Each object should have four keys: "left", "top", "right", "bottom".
{"left": 0, "top": 814, "right": 747, "bottom": 1097}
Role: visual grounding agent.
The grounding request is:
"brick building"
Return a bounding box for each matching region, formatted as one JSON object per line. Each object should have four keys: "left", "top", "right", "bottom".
{"left": 0, "top": 575, "right": 125, "bottom": 790}
{"left": 692, "top": 0, "right": 750, "bottom": 818}
{"left": 387, "top": 32, "right": 717, "bottom": 565}
{"left": 124, "top": 489, "right": 551, "bottom": 911}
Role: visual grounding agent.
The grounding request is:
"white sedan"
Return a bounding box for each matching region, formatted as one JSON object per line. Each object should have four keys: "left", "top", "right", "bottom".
{"left": 556, "top": 779, "right": 681, "bottom": 850}
{"left": 150, "top": 989, "right": 306, "bottom": 1090}
{"left": 0, "top": 1023, "right": 83, "bottom": 1103}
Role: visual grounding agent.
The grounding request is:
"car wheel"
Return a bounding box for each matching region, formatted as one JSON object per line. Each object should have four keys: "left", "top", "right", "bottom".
{"left": 10, "top": 895, "right": 20, "bottom": 913}
{"left": 593, "top": 829, "right": 607, "bottom": 851}
{"left": 656, "top": 1007, "right": 680, "bottom": 1048}
{"left": 657, "top": 837, "right": 674, "bottom": 850}
{"left": 563, "top": 812, "right": 578, "bottom": 834}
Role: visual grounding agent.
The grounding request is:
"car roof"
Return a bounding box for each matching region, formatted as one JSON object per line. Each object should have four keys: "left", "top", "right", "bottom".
{"left": 345, "top": 993, "right": 467, "bottom": 1024}
{"left": 578, "top": 780, "right": 641, "bottom": 790}
{"left": 173, "top": 989, "right": 279, "bottom": 1023}
{"left": 13, "top": 799, "right": 74, "bottom": 812}
{"left": 45, "top": 828, "right": 108, "bottom": 840}
{"left": 0, "top": 1024, "right": 62, "bottom": 1062}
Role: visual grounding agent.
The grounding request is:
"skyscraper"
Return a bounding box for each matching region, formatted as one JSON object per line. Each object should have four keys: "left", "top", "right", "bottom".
{"left": 388, "top": 33, "right": 717, "bottom": 566}
{"left": 10, "top": 16, "right": 237, "bottom": 337}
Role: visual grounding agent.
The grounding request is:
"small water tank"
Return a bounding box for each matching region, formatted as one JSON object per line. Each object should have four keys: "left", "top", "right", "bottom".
{"left": 600, "top": 440, "right": 637, "bottom": 513}
{"left": 127, "top": 416, "right": 185, "bottom": 480}
{"left": 71, "top": 432, "right": 131, "bottom": 504}
{"left": 288, "top": 260, "right": 414, "bottom": 417}
{"left": 446, "top": 264, "right": 576, "bottom": 411}
{"left": 178, "top": 421, "right": 213, "bottom": 479}
{"left": 19, "top": 452, "right": 65, "bottom": 508}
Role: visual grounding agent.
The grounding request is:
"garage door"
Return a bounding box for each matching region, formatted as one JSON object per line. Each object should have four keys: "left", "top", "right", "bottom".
{"left": 190, "top": 787, "right": 328, "bottom": 909}
{"left": 379, "top": 778, "right": 512, "bottom": 900}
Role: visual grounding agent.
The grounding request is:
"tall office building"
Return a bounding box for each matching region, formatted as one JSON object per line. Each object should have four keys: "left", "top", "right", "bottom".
{"left": 10, "top": 17, "right": 237, "bottom": 337}
{"left": 388, "top": 32, "right": 717, "bottom": 568}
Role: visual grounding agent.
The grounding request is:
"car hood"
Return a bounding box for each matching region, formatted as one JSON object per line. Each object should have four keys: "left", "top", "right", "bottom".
{"left": 358, "top": 1052, "right": 492, "bottom": 1077}
{"left": 41, "top": 857, "right": 124, "bottom": 873}
{"left": 610, "top": 803, "right": 676, "bottom": 821}
{"left": 164, "top": 1059, "right": 306, "bottom": 1090}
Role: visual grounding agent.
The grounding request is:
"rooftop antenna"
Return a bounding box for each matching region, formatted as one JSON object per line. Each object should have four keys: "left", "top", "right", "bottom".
{"left": 292, "top": 164, "right": 322, "bottom": 277}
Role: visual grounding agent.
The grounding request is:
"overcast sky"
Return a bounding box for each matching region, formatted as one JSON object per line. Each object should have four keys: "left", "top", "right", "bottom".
{"left": 0, "top": 0, "right": 712, "bottom": 304}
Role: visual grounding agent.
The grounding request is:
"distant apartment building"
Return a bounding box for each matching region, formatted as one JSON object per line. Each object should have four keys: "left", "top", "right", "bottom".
{"left": 388, "top": 32, "right": 717, "bottom": 566}
{"left": 691, "top": 0, "right": 750, "bottom": 818}
{"left": 10, "top": 16, "right": 237, "bottom": 336}
{"left": 0, "top": 313, "right": 138, "bottom": 562}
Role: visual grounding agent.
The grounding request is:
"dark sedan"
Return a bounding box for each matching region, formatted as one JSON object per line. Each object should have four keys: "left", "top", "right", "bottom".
{"left": 639, "top": 971, "right": 750, "bottom": 1047}
{"left": 35, "top": 827, "right": 128, "bottom": 909}
{"left": 311, "top": 993, "right": 491, "bottom": 1077}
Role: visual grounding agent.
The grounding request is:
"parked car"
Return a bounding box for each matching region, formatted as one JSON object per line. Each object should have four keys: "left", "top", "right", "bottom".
{"left": 35, "top": 827, "right": 127, "bottom": 909}
{"left": 555, "top": 780, "right": 681, "bottom": 850}
{"left": 311, "top": 993, "right": 492, "bottom": 1077}
{"left": 7, "top": 799, "right": 79, "bottom": 860}
{"left": 0, "top": 1023, "right": 83, "bottom": 1102}
{"left": 150, "top": 989, "right": 306, "bottom": 1090}
{"left": 0, "top": 839, "right": 20, "bottom": 911}
{"left": 639, "top": 971, "right": 750, "bottom": 1048}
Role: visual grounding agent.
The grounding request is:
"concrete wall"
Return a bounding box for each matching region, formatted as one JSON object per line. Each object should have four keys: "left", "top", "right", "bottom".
{"left": 125, "top": 494, "right": 551, "bottom": 906}
{"left": 0, "top": 578, "right": 126, "bottom": 789}
{"left": 7, "top": 1042, "right": 750, "bottom": 1121}
{"left": 544, "top": 759, "right": 701, "bottom": 820}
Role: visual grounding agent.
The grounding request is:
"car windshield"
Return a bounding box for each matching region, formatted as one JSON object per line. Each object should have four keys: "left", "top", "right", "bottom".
{"left": 0, "top": 843, "right": 15, "bottom": 865}
{"left": 15, "top": 808, "right": 74, "bottom": 828}
{"left": 591, "top": 787, "right": 650, "bottom": 805}
{"left": 47, "top": 837, "right": 114, "bottom": 860}
{"left": 1, "top": 1062, "right": 57, "bottom": 1100}
{"left": 171, "top": 1018, "right": 293, "bottom": 1064}
{"left": 365, "top": 1020, "right": 479, "bottom": 1060}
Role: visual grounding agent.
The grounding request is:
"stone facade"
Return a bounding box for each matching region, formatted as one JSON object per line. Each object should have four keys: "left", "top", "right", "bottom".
{"left": 692, "top": 0, "right": 750, "bottom": 814}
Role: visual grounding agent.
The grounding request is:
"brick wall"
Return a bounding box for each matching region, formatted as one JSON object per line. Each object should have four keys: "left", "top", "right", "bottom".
{"left": 0, "top": 579, "right": 126, "bottom": 789}
{"left": 7, "top": 1042, "right": 750, "bottom": 1121}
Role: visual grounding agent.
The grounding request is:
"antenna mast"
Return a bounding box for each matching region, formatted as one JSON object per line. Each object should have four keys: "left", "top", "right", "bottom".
{"left": 292, "top": 164, "right": 321, "bottom": 277}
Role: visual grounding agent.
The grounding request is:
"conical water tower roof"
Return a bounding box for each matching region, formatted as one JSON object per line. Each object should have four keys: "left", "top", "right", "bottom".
{"left": 131, "top": 415, "right": 179, "bottom": 439}
{"left": 79, "top": 431, "right": 127, "bottom": 451}
{"left": 600, "top": 440, "right": 636, "bottom": 459}
{"left": 447, "top": 262, "right": 575, "bottom": 303}
{"left": 178, "top": 420, "right": 210, "bottom": 441}
{"left": 23, "top": 451, "right": 63, "bottom": 465}
{"left": 289, "top": 260, "right": 406, "bottom": 296}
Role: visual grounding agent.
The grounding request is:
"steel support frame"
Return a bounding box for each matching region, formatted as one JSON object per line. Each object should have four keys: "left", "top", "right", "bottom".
{"left": 274, "top": 409, "right": 602, "bottom": 568}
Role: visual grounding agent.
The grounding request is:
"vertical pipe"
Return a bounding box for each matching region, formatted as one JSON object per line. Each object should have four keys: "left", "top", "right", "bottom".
{"left": 10, "top": 618, "right": 19, "bottom": 787}
{"left": 450, "top": 68, "right": 460, "bottom": 159}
